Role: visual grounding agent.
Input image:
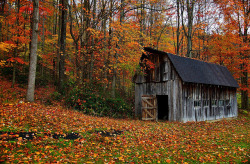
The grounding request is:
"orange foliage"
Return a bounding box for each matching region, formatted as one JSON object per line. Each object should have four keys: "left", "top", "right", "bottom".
{"left": 0, "top": 78, "right": 249, "bottom": 163}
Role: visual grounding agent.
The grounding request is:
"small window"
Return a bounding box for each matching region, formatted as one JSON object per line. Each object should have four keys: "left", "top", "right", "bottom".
{"left": 155, "top": 64, "right": 160, "bottom": 82}
{"left": 212, "top": 100, "right": 217, "bottom": 106}
{"left": 203, "top": 100, "right": 209, "bottom": 107}
{"left": 219, "top": 100, "right": 224, "bottom": 107}
{"left": 163, "top": 62, "right": 169, "bottom": 81}
{"left": 194, "top": 100, "right": 201, "bottom": 107}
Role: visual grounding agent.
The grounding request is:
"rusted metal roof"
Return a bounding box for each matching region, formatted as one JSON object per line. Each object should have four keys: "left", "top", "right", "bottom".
{"left": 144, "top": 47, "right": 239, "bottom": 88}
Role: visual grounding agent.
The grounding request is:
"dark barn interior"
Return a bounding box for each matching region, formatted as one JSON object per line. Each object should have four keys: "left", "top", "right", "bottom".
{"left": 157, "top": 95, "right": 169, "bottom": 120}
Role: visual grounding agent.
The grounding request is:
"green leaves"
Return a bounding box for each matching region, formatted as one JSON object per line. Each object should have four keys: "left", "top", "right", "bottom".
{"left": 65, "top": 86, "right": 133, "bottom": 118}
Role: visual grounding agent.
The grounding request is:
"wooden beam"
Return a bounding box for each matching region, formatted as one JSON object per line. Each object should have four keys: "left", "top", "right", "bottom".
{"left": 143, "top": 109, "right": 155, "bottom": 118}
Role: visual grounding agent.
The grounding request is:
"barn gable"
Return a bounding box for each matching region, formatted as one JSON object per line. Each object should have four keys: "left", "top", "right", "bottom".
{"left": 144, "top": 47, "right": 239, "bottom": 88}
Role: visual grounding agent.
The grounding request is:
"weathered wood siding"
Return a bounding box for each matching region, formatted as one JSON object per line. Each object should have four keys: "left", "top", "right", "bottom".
{"left": 135, "top": 53, "right": 238, "bottom": 122}
{"left": 135, "top": 55, "right": 183, "bottom": 121}
{"left": 182, "top": 84, "right": 238, "bottom": 122}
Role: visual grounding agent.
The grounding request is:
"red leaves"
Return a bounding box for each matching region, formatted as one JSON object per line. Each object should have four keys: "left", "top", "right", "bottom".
{"left": 144, "top": 59, "right": 155, "bottom": 69}
{"left": 4, "top": 41, "right": 15, "bottom": 45}
{"left": 19, "top": 5, "right": 33, "bottom": 14}
{"left": 7, "top": 57, "right": 27, "bottom": 65}
{"left": 0, "top": 77, "right": 249, "bottom": 163}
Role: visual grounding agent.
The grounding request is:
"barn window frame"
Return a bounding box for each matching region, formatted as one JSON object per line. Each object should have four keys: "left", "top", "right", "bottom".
{"left": 163, "top": 62, "right": 169, "bottom": 81}
{"left": 194, "top": 100, "right": 201, "bottom": 108}
{"left": 203, "top": 100, "right": 209, "bottom": 107}
{"left": 211, "top": 100, "right": 217, "bottom": 107}
{"left": 219, "top": 100, "right": 224, "bottom": 107}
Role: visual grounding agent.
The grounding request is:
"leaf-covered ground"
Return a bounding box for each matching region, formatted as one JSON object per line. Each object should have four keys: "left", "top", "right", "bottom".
{"left": 0, "top": 78, "right": 249, "bottom": 163}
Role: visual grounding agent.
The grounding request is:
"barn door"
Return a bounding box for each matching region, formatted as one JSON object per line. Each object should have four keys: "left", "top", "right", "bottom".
{"left": 141, "top": 95, "right": 157, "bottom": 121}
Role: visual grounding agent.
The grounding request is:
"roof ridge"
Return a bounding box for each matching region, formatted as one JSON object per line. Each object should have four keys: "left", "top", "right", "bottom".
{"left": 143, "top": 47, "right": 239, "bottom": 88}
{"left": 147, "top": 47, "right": 227, "bottom": 68}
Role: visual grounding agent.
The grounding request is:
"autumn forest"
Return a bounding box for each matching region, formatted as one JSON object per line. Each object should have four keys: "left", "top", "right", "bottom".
{"left": 0, "top": 0, "right": 249, "bottom": 163}
{"left": 0, "top": 0, "right": 249, "bottom": 108}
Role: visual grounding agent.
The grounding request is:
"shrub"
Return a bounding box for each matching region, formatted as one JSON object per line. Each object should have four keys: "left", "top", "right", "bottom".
{"left": 51, "top": 91, "right": 62, "bottom": 101}
{"left": 0, "top": 63, "right": 51, "bottom": 87}
{"left": 65, "top": 86, "right": 133, "bottom": 118}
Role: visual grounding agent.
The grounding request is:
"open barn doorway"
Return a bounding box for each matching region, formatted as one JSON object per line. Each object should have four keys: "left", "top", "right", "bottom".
{"left": 157, "top": 95, "right": 169, "bottom": 120}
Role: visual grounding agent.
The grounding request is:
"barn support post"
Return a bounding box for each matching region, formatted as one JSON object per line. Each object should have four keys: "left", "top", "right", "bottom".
{"left": 135, "top": 84, "right": 142, "bottom": 118}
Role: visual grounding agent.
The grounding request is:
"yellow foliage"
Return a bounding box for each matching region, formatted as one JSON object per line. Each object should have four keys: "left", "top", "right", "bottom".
{"left": 0, "top": 42, "right": 16, "bottom": 52}
{"left": 0, "top": 60, "right": 6, "bottom": 67}
{"left": 0, "top": 16, "right": 4, "bottom": 23}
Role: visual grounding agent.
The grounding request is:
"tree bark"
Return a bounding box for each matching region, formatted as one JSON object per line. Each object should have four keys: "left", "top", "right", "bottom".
{"left": 186, "top": 0, "right": 194, "bottom": 57}
{"left": 101, "top": 0, "right": 108, "bottom": 91}
{"left": 56, "top": 0, "right": 61, "bottom": 85}
{"left": 80, "top": 0, "right": 90, "bottom": 82}
{"left": 108, "top": 0, "right": 115, "bottom": 98}
{"left": 176, "top": 0, "right": 180, "bottom": 55}
{"left": 241, "top": 0, "right": 249, "bottom": 110}
{"left": 140, "top": 0, "right": 145, "bottom": 46}
{"left": 58, "top": 0, "right": 67, "bottom": 92}
{"left": 11, "top": 0, "right": 20, "bottom": 88}
{"left": 0, "top": 0, "right": 6, "bottom": 42}
{"left": 68, "top": 1, "right": 84, "bottom": 83}
{"left": 90, "top": 0, "right": 97, "bottom": 81}
{"left": 181, "top": 0, "right": 195, "bottom": 57}
{"left": 26, "top": 0, "right": 39, "bottom": 102}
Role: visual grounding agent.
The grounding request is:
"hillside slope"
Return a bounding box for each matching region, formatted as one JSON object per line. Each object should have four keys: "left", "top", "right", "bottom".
{"left": 0, "top": 78, "right": 249, "bottom": 163}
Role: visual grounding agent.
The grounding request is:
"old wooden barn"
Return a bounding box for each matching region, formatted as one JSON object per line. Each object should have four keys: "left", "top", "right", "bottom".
{"left": 134, "top": 47, "right": 239, "bottom": 122}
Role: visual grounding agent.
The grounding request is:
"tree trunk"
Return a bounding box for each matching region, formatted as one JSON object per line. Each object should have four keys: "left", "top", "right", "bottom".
{"left": 0, "top": 0, "right": 6, "bottom": 42}
{"left": 186, "top": 0, "right": 194, "bottom": 57}
{"left": 181, "top": 0, "right": 195, "bottom": 58}
{"left": 139, "top": 0, "right": 145, "bottom": 46}
{"left": 53, "top": 0, "right": 58, "bottom": 35}
{"left": 58, "top": 0, "right": 67, "bottom": 92}
{"left": 41, "top": 15, "right": 45, "bottom": 77}
{"left": 53, "top": 0, "right": 57, "bottom": 80}
{"left": 101, "top": 0, "right": 108, "bottom": 91}
{"left": 56, "top": 0, "right": 61, "bottom": 85}
{"left": 241, "top": 2, "right": 249, "bottom": 110}
{"left": 90, "top": 0, "right": 97, "bottom": 81}
{"left": 108, "top": 0, "right": 115, "bottom": 98}
{"left": 176, "top": 0, "right": 180, "bottom": 55}
{"left": 241, "top": 63, "right": 248, "bottom": 110}
{"left": 80, "top": 0, "right": 90, "bottom": 82}
{"left": 11, "top": 0, "right": 20, "bottom": 88}
{"left": 68, "top": 2, "right": 83, "bottom": 83}
{"left": 26, "top": 0, "right": 39, "bottom": 102}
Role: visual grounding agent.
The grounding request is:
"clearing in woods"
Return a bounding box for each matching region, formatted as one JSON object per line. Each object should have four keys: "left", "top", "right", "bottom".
{"left": 0, "top": 78, "right": 249, "bottom": 163}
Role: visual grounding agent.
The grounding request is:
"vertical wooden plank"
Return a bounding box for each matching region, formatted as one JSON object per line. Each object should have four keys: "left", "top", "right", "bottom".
{"left": 141, "top": 96, "right": 145, "bottom": 119}
{"left": 178, "top": 80, "right": 182, "bottom": 122}
{"left": 169, "top": 80, "right": 173, "bottom": 121}
{"left": 183, "top": 86, "right": 188, "bottom": 122}
{"left": 135, "top": 84, "right": 140, "bottom": 117}
{"left": 141, "top": 95, "right": 157, "bottom": 121}
{"left": 173, "top": 80, "right": 176, "bottom": 121}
